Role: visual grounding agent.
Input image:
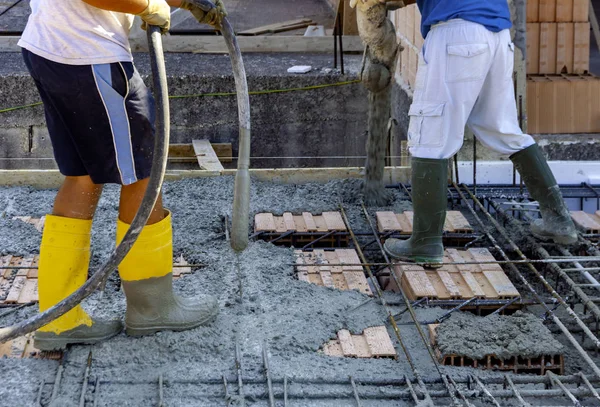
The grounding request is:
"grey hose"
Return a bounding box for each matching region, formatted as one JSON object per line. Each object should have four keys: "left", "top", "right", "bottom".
{"left": 220, "top": 18, "right": 251, "bottom": 252}
{"left": 0, "top": 26, "right": 170, "bottom": 343}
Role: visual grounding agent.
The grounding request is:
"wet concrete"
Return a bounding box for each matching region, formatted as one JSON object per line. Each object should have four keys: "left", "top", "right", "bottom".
{"left": 0, "top": 177, "right": 596, "bottom": 406}
{"left": 436, "top": 311, "right": 564, "bottom": 360}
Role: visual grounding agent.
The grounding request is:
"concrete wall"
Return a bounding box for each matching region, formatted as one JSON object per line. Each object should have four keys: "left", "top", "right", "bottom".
{"left": 0, "top": 52, "right": 369, "bottom": 170}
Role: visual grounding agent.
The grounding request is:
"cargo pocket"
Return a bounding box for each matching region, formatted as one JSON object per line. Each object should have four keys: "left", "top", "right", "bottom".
{"left": 445, "top": 43, "right": 489, "bottom": 83}
{"left": 407, "top": 102, "right": 445, "bottom": 148}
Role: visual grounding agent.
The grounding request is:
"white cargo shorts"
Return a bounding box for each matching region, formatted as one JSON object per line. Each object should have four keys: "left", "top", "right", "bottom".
{"left": 407, "top": 19, "right": 535, "bottom": 159}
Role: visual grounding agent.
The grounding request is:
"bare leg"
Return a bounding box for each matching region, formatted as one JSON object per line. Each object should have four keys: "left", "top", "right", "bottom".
{"left": 53, "top": 176, "right": 103, "bottom": 220}
{"left": 119, "top": 178, "right": 164, "bottom": 225}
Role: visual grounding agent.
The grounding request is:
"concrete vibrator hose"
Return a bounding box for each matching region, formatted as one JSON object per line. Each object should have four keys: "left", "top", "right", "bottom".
{"left": 0, "top": 18, "right": 252, "bottom": 343}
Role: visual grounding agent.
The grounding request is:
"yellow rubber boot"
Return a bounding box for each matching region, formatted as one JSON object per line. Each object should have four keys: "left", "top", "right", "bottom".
{"left": 117, "top": 210, "right": 218, "bottom": 336}
{"left": 34, "top": 215, "right": 122, "bottom": 351}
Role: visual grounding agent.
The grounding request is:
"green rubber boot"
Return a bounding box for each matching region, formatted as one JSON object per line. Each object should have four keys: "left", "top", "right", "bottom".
{"left": 384, "top": 158, "right": 448, "bottom": 268}
{"left": 122, "top": 274, "right": 219, "bottom": 337}
{"left": 35, "top": 320, "right": 124, "bottom": 351}
{"left": 510, "top": 144, "right": 577, "bottom": 245}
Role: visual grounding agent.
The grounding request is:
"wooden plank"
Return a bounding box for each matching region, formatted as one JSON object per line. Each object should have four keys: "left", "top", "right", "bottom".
{"left": 483, "top": 271, "right": 520, "bottom": 298}
{"left": 255, "top": 213, "right": 277, "bottom": 232}
{"left": 556, "top": 23, "right": 575, "bottom": 73}
{"left": 325, "top": 251, "right": 344, "bottom": 273}
{"left": 343, "top": 271, "right": 372, "bottom": 296}
{"left": 539, "top": 0, "right": 557, "bottom": 21}
{"left": 402, "top": 271, "right": 437, "bottom": 299}
{"left": 5, "top": 276, "right": 26, "bottom": 304}
{"left": 395, "top": 213, "right": 413, "bottom": 234}
{"left": 436, "top": 270, "right": 461, "bottom": 298}
{"left": 0, "top": 255, "right": 12, "bottom": 279}
{"left": 192, "top": 140, "right": 224, "bottom": 172}
{"left": 527, "top": 23, "right": 541, "bottom": 74}
{"left": 302, "top": 213, "right": 318, "bottom": 231}
{"left": 376, "top": 212, "right": 402, "bottom": 232}
{"left": 459, "top": 271, "right": 487, "bottom": 298}
{"left": 238, "top": 19, "right": 313, "bottom": 35}
{"left": 352, "top": 334, "right": 372, "bottom": 358}
{"left": 540, "top": 22, "right": 558, "bottom": 74}
{"left": 293, "top": 216, "right": 307, "bottom": 232}
{"left": 17, "top": 256, "right": 35, "bottom": 277}
{"left": 336, "top": 249, "right": 362, "bottom": 271}
{"left": 0, "top": 335, "right": 28, "bottom": 358}
{"left": 428, "top": 324, "right": 439, "bottom": 347}
{"left": 573, "top": 0, "right": 589, "bottom": 21}
{"left": 297, "top": 271, "right": 310, "bottom": 282}
{"left": 343, "top": 0, "right": 358, "bottom": 36}
{"left": 314, "top": 216, "right": 329, "bottom": 232}
{"left": 338, "top": 330, "right": 357, "bottom": 357}
{"left": 571, "top": 211, "right": 600, "bottom": 231}
{"left": 282, "top": 212, "right": 296, "bottom": 231}
{"left": 469, "top": 248, "right": 504, "bottom": 272}
{"left": 17, "top": 279, "right": 38, "bottom": 304}
{"left": 173, "top": 254, "right": 192, "bottom": 278}
{"left": 556, "top": 0, "right": 574, "bottom": 22}
{"left": 446, "top": 248, "right": 475, "bottom": 273}
{"left": 444, "top": 211, "right": 473, "bottom": 232}
{"left": 364, "top": 326, "right": 396, "bottom": 358}
{"left": 322, "top": 340, "right": 344, "bottom": 357}
{"left": 320, "top": 271, "right": 335, "bottom": 289}
{"left": 169, "top": 143, "right": 233, "bottom": 163}
{"left": 528, "top": 0, "right": 540, "bottom": 22}
{"left": 574, "top": 22, "right": 590, "bottom": 73}
{"left": 322, "top": 212, "right": 346, "bottom": 231}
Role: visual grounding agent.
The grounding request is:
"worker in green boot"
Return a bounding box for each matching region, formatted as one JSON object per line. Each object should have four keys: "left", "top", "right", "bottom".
{"left": 20, "top": 0, "right": 226, "bottom": 350}
{"left": 384, "top": 0, "right": 577, "bottom": 267}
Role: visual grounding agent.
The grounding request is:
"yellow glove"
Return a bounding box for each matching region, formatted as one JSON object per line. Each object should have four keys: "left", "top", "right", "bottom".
{"left": 138, "top": 0, "right": 171, "bottom": 34}
{"left": 181, "top": 0, "right": 228, "bottom": 28}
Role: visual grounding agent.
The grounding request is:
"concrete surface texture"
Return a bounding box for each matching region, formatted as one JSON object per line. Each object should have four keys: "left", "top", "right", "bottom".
{"left": 0, "top": 52, "right": 368, "bottom": 170}
{"left": 436, "top": 311, "right": 564, "bottom": 360}
{"left": 0, "top": 177, "right": 600, "bottom": 406}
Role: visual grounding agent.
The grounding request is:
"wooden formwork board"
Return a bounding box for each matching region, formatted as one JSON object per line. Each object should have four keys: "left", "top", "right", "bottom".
{"left": 255, "top": 212, "right": 349, "bottom": 247}
{"left": 428, "top": 325, "right": 563, "bottom": 375}
{"left": 0, "top": 255, "right": 39, "bottom": 304}
{"left": 295, "top": 249, "right": 373, "bottom": 296}
{"left": 12, "top": 216, "right": 45, "bottom": 232}
{"left": 321, "top": 326, "right": 397, "bottom": 359}
{"left": 376, "top": 211, "right": 473, "bottom": 234}
{"left": 173, "top": 255, "right": 194, "bottom": 280}
{"left": 0, "top": 332, "right": 62, "bottom": 360}
{"left": 571, "top": 211, "right": 600, "bottom": 234}
{"left": 382, "top": 249, "right": 520, "bottom": 301}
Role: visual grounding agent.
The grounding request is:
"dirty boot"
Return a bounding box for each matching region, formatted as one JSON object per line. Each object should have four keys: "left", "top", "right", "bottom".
{"left": 510, "top": 144, "right": 577, "bottom": 245}
{"left": 34, "top": 215, "right": 123, "bottom": 351}
{"left": 384, "top": 158, "right": 448, "bottom": 268}
{"left": 117, "top": 210, "right": 219, "bottom": 337}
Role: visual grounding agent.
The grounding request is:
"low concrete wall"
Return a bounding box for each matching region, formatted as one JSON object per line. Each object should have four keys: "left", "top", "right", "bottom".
{"left": 0, "top": 52, "right": 369, "bottom": 170}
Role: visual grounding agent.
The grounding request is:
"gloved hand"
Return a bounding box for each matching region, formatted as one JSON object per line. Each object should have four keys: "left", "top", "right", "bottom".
{"left": 350, "top": 0, "right": 405, "bottom": 10}
{"left": 138, "top": 0, "right": 171, "bottom": 34}
{"left": 180, "top": 0, "right": 228, "bottom": 28}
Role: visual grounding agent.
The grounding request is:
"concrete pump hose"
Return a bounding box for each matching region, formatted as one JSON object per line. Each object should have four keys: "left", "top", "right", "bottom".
{"left": 219, "top": 17, "right": 252, "bottom": 252}
{"left": 0, "top": 25, "right": 170, "bottom": 344}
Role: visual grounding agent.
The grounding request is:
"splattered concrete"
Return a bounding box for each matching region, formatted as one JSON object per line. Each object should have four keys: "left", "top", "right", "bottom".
{"left": 436, "top": 311, "right": 564, "bottom": 360}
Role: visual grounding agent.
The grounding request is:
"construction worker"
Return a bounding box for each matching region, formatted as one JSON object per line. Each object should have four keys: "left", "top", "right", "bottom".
{"left": 19, "top": 0, "right": 226, "bottom": 350}
{"left": 384, "top": 0, "right": 578, "bottom": 267}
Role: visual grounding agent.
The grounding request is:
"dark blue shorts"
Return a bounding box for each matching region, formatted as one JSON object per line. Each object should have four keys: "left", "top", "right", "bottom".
{"left": 22, "top": 49, "right": 155, "bottom": 185}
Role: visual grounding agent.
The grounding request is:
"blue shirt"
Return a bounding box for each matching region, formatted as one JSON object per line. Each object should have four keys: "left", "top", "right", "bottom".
{"left": 416, "top": 0, "right": 512, "bottom": 38}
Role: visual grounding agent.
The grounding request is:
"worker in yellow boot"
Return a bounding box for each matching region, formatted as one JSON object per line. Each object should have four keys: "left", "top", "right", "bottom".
{"left": 20, "top": 0, "right": 226, "bottom": 350}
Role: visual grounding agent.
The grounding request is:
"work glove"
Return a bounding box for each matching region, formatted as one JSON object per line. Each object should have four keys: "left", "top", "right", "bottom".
{"left": 138, "top": 0, "right": 171, "bottom": 34}
{"left": 350, "top": 0, "right": 405, "bottom": 10}
{"left": 180, "top": 0, "right": 228, "bottom": 28}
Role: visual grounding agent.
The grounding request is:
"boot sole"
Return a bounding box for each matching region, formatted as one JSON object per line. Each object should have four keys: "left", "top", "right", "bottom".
{"left": 384, "top": 246, "right": 444, "bottom": 269}
{"left": 125, "top": 310, "right": 219, "bottom": 337}
{"left": 34, "top": 330, "right": 121, "bottom": 351}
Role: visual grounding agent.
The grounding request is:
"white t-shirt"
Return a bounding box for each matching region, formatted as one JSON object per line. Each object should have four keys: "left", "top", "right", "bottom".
{"left": 19, "top": 0, "right": 135, "bottom": 65}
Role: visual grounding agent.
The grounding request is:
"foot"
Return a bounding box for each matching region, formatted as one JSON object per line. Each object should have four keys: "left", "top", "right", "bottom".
{"left": 124, "top": 293, "right": 219, "bottom": 337}
{"left": 530, "top": 219, "right": 578, "bottom": 245}
{"left": 384, "top": 238, "right": 444, "bottom": 268}
{"left": 34, "top": 319, "right": 123, "bottom": 351}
